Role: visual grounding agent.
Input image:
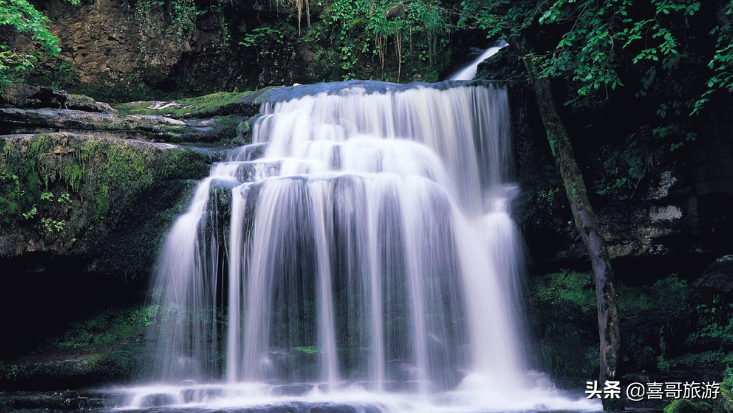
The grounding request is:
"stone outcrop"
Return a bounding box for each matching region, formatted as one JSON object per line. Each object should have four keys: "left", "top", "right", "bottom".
{"left": 0, "top": 132, "right": 209, "bottom": 260}
{"left": 0, "top": 108, "right": 186, "bottom": 137}
{"left": 0, "top": 85, "right": 274, "bottom": 143}
{"left": 1, "top": 0, "right": 326, "bottom": 99}
{"left": 693, "top": 255, "right": 733, "bottom": 301}
{"left": 0, "top": 83, "right": 69, "bottom": 109}
{"left": 66, "top": 94, "right": 116, "bottom": 113}
{"left": 505, "top": 84, "right": 733, "bottom": 282}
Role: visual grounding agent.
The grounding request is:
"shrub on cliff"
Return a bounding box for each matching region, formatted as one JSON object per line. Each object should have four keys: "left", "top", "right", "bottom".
{"left": 0, "top": 0, "right": 80, "bottom": 87}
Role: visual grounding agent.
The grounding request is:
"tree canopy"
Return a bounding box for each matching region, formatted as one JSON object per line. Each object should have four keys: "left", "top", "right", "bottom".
{"left": 460, "top": 0, "right": 733, "bottom": 197}
{"left": 460, "top": 0, "right": 728, "bottom": 101}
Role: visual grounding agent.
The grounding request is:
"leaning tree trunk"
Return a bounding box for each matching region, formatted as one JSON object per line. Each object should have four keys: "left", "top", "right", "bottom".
{"left": 522, "top": 58, "right": 624, "bottom": 411}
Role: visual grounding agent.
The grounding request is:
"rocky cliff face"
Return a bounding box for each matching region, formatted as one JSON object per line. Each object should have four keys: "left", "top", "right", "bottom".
{"left": 8, "top": 0, "right": 261, "bottom": 100}
{"left": 500, "top": 55, "right": 733, "bottom": 388}
{"left": 0, "top": 87, "right": 243, "bottom": 376}
{"left": 2, "top": 1, "right": 477, "bottom": 102}
{"left": 0, "top": 0, "right": 320, "bottom": 102}
{"left": 504, "top": 74, "right": 733, "bottom": 283}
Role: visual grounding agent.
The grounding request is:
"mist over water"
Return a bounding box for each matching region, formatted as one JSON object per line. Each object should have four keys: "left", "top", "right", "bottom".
{"left": 117, "top": 81, "right": 599, "bottom": 412}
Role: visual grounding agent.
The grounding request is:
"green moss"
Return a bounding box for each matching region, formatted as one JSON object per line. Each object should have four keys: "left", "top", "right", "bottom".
{"left": 531, "top": 271, "right": 693, "bottom": 383}
{"left": 658, "top": 350, "right": 733, "bottom": 372}
{"left": 533, "top": 271, "right": 688, "bottom": 316}
{"left": 0, "top": 133, "right": 209, "bottom": 261}
{"left": 42, "top": 306, "right": 157, "bottom": 351}
{"left": 665, "top": 399, "right": 713, "bottom": 413}
{"left": 210, "top": 116, "right": 244, "bottom": 143}
{"left": 294, "top": 346, "right": 320, "bottom": 355}
{"left": 166, "top": 115, "right": 247, "bottom": 144}
{"left": 0, "top": 304, "right": 156, "bottom": 389}
{"left": 533, "top": 269, "right": 597, "bottom": 313}
{"left": 114, "top": 91, "right": 252, "bottom": 119}
{"left": 714, "top": 371, "right": 733, "bottom": 413}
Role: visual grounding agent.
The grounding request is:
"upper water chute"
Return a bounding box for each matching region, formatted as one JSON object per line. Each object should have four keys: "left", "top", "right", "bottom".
{"left": 450, "top": 41, "right": 509, "bottom": 81}
{"left": 138, "top": 80, "right": 598, "bottom": 412}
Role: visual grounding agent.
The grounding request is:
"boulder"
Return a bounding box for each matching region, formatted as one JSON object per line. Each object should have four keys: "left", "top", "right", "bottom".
{"left": 0, "top": 108, "right": 185, "bottom": 138}
{"left": 66, "top": 94, "right": 116, "bottom": 113}
{"left": 693, "top": 255, "right": 733, "bottom": 301}
{"left": 0, "top": 83, "right": 67, "bottom": 109}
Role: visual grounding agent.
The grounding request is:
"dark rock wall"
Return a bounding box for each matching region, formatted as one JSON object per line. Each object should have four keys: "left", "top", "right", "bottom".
{"left": 1, "top": 1, "right": 481, "bottom": 102}
{"left": 501, "top": 54, "right": 733, "bottom": 387}
{"left": 0, "top": 0, "right": 301, "bottom": 101}
{"left": 507, "top": 82, "right": 733, "bottom": 281}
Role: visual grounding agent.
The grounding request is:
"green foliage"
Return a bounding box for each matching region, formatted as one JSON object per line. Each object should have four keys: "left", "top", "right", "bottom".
{"left": 324, "top": 0, "right": 448, "bottom": 81}
{"left": 238, "top": 23, "right": 295, "bottom": 65}
{"left": 462, "top": 0, "right": 727, "bottom": 198}
{"left": 240, "top": 27, "right": 285, "bottom": 50}
{"left": 125, "top": 0, "right": 227, "bottom": 50}
{"left": 43, "top": 306, "right": 158, "bottom": 350}
{"left": 533, "top": 269, "right": 597, "bottom": 312}
{"left": 0, "top": 0, "right": 80, "bottom": 86}
{"left": 21, "top": 204, "right": 36, "bottom": 220}
{"left": 0, "top": 46, "right": 37, "bottom": 85}
{"left": 462, "top": 0, "right": 700, "bottom": 96}
{"left": 258, "top": 0, "right": 451, "bottom": 82}
{"left": 619, "top": 274, "right": 688, "bottom": 314}
{"left": 533, "top": 271, "right": 688, "bottom": 315}
{"left": 688, "top": 296, "right": 733, "bottom": 344}
{"left": 170, "top": 0, "right": 198, "bottom": 36}
{"left": 40, "top": 217, "right": 65, "bottom": 233}
{"left": 208, "top": 0, "right": 231, "bottom": 46}
{"left": 532, "top": 271, "right": 695, "bottom": 381}
{"left": 294, "top": 346, "right": 320, "bottom": 354}
{"left": 658, "top": 350, "right": 733, "bottom": 372}
{"left": 594, "top": 134, "right": 648, "bottom": 196}
{"left": 129, "top": 0, "right": 200, "bottom": 50}
{"left": 652, "top": 292, "right": 733, "bottom": 373}
{"left": 132, "top": 0, "right": 164, "bottom": 41}
{"left": 723, "top": 368, "right": 733, "bottom": 392}
{"left": 0, "top": 0, "right": 65, "bottom": 55}
{"left": 694, "top": 1, "right": 733, "bottom": 114}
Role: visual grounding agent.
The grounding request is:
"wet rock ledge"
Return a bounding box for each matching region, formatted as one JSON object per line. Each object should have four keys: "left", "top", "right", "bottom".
{"left": 0, "top": 83, "right": 265, "bottom": 273}
{"left": 0, "top": 83, "right": 267, "bottom": 144}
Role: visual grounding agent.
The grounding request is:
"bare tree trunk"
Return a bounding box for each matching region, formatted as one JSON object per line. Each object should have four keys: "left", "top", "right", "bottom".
{"left": 522, "top": 57, "right": 624, "bottom": 411}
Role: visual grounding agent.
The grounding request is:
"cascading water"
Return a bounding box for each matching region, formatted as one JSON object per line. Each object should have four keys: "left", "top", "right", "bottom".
{"left": 450, "top": 41, "right": 508, "bottom": 81}
{"left": 116, "top": 81, "right": 598, "bottom": 412}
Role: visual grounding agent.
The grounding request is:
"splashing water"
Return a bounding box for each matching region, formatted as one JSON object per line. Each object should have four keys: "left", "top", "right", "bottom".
{"left": 114, "top": 81, "right": 599, "bottom": 412}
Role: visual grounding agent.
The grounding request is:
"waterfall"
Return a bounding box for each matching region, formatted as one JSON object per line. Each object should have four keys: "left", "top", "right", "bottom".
{"left": 450, "top": 41, "right": 508, "bottom": 81}
{"left": 122, "top": 81, "right": 598, "bottom": 412}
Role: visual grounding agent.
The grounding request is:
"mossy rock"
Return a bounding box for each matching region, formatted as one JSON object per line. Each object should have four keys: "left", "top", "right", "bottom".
{"left": 713, "top": 382, "right": 733, "bottom": 413}
{"left": 114, "top": 91, "right": 262, "bottom": 119}
{"left": 0, "top": 347, "right": 145, "bottom": 391}
{"left": 66, "top": 95, "right": 116, "bottom": 113}
{"left": 0, "top": 108, "right": 186, "bottom": 137}
{"left": 0, "top": 133, "right": 209, "bottom": 262}
{"left": 665, "top": 399, "right": 714, "bottom": 413}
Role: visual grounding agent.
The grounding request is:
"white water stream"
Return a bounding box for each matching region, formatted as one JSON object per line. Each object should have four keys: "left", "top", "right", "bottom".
{"left": 450, "top": 41, "right": 508, "bottom": 81}
{"left": 112, "top": 80, "right": 598, "bottom": 412}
